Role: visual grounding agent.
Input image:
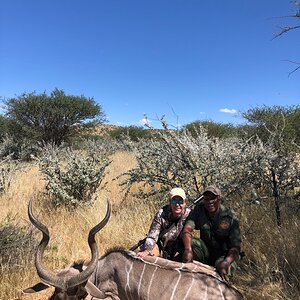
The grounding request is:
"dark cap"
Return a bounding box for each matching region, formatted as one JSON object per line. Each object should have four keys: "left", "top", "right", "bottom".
{"left": 203, "top": 185, "right": 221, "bottom": 197}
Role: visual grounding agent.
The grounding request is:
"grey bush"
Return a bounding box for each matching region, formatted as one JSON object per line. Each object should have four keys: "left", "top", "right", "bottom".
{"left": 81, "top": 136, "right": 126, "bottom": 155}
{"left": 0, "top": 135, "right": 41, "bottom": 161}
{"left": 39, "top": 144, "right": 110, "bottom": 208}
{"left": 118, "top": 118, "right": 300, "bottom": 211}
{"left": 0, "top": 157, "right": 21, "bottom": 194}
{"left": 0, "top": 216, "right": 37, "bottom": 270}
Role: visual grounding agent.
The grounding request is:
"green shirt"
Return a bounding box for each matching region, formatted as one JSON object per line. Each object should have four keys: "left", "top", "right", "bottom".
{"left": 186, "top": 202, "right": 241, "bottom": 257}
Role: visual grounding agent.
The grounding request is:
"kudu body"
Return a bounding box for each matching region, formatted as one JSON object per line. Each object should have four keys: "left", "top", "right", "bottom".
{"left": 23, "top": 200, "right": 243, "bottom": 300}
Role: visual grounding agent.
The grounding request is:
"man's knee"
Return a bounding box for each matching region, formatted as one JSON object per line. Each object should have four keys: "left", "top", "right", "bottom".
{"left": 191, "top": 238, "right": 209, "bottom": 263}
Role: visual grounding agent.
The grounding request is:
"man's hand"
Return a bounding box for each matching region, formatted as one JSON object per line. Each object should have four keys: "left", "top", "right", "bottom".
{"left": 216, "top": 260, "right": 229, "bottom": 281}
{"left": 183, "top": 249, "right": 193, "bottom": 263}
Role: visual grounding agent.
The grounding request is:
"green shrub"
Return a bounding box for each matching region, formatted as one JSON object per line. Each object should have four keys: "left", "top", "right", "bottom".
{"left": 109, "top": 125, "right": 154, "bottom": 142}
{"left": 184, "top": 120, "right": 237, "bottom": 139}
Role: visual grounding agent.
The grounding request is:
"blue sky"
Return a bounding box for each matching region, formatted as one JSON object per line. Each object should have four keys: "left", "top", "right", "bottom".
{"left": 0, "top": 1, "right": 299, "bottom": 128}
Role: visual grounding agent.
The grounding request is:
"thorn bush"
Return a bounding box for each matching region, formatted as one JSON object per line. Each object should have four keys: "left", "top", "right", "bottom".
{"left": 0, "top": 157, "right": 21, "bottom": 194}
{"left": 118, "top": 119, "right": 300, "bottom": 209}
{"left": 38, "top": 144, "right": 111, "bottom": 208}
{"left": 0, "top": 215, "right": 37, "bottom": 270}
{"left": 0, "top": 135, "right": 41, "bottom": 161}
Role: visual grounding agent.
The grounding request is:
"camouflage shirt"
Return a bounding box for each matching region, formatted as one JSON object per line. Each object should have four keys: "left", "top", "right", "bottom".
{"left": 186, "top": 202, "right": 241, "bottom": 257}
{"left": 143, "top": 205, "right": 191, "bottom": 252}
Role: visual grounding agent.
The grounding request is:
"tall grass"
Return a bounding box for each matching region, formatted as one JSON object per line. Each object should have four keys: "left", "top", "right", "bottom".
{"left": 236, "top": 201, "right": 300, "bottom": 299}
{"left": 0, "top": 152, "right": 158, "bottom": 300}
{"left": 0, "top": 152, "right": 299, "bottom": 299}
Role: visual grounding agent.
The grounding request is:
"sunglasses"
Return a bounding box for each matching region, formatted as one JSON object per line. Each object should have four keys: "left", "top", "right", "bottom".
{"left": 170, "top": 199, "right": 184, "bottom": 205}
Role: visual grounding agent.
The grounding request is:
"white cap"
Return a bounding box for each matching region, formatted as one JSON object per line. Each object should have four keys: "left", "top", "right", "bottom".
{"left": 169, "top": 188, "right": 186, "bottom": 200}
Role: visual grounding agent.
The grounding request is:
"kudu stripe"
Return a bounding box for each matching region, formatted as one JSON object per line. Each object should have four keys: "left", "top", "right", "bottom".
{"left": 125, "top": 261, "right": 134, "bottom": 300}
{"left": 182, "top": 274, "right": 195, "bottom": 300}
{"left": 147, "top": 265, "right": 158, "bottom": 300}
{"left": 218, "top": 282, "right": 226, "bottom": 300}
{"left": 138, "top": 263, "right": 147, "bottom": 298}
{"left": 204, "top": 284, "right": 208, "bottom": 300}
{"left": 170, "top": 269, "right": 181, "bottom": 300}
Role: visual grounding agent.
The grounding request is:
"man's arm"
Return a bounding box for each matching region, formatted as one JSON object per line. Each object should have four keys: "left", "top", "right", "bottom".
{"left": 217, "top": 217, "right": 241, "bottom": 280}
{"left": 216, "top": 246, "right": 240, "bottom": 280}
{"left": 182, "top": 224, "right": 194, "bottom": 263}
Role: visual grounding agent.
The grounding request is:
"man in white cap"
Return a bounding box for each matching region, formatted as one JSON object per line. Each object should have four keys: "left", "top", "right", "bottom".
{"left": 182, "top": 185, "right": 241, "bottom": 280}
{"left": 137, "top": 187, "right": 191, "bottom": 260}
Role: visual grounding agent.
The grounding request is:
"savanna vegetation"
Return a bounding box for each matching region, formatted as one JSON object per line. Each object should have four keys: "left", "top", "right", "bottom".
{"left": 0, "top": 88, "right": 106, "bottom": 147}
{"left": 0, "top": 89, "right": 300, "bottom": 299}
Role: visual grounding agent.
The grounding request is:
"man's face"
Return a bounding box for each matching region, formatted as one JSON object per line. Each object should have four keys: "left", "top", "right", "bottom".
{"left": 203, "top": 192, "right": 221, "bottom": 214}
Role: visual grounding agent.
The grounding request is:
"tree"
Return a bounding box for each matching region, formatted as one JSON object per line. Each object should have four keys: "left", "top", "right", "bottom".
{"left": 273, "top": 1, "right": 300, "bottom": 75}
{"left": 242, "top": 105, "right": 300, "bottom": 150}
{"left": 183, "top": 120, "right": 237, "bottom": 139}
{"left": 0, "top": 116, "right": 11, "bottom": 141}
{"left": 243, "top": 105, "right": 300, "bottom": 226}
{"left": 3, "top": 88, "right": 107, "bottom": 145}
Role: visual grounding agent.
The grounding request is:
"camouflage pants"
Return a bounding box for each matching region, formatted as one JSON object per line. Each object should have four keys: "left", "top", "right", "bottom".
{"left": 191, "top": 237, "right": 239, "bottom": 276}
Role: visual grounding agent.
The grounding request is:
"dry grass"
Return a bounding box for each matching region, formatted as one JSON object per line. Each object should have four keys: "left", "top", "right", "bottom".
{"left": 0, "top": 151, "right": 160, "bottom": 300}
{"left": 1, "top": 151, "right": 300, "bottom": 299}
{"left": 234, "top": 199, "right": 300, "bottom": 300}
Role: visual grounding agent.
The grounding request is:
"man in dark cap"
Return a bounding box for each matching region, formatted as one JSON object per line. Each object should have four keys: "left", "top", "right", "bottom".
{"left": 182, "top": 185, "right": 241, "bottom": 280}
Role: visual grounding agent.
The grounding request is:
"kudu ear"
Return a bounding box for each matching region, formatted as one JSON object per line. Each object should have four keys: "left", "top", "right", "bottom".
{"left": 22, "top": 282, "right": 50, "bottom": 293}
{"left": 85, "top": 280, "right": 106, "bottom": 298}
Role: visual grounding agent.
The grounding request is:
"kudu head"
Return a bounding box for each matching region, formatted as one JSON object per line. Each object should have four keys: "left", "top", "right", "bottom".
{"left": 22, "top": 199, "right": 111, "bottom": 299}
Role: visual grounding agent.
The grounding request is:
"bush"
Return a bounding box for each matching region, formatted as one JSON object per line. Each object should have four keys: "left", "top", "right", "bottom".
{"left": 109, "top": 125, "right": 154, "bottom": 142}
{"left": 118, "top": 118, "right": 300, "bottom": 220}
{"left": 39, "top": 144, "right": 110, "bottom": 208}
{"left": 76, "top": 136, "right": 126, "bottom": 155}
{"left": 0, "top": 157, "right": 21, "bottom": 194}
{"left": 118, "top": 121, "right": 267, "bottom": 205}
{"left": 0, "top": 135, "right": 42, "bottom": 161}
{"left": 184, "top": 120, "right": 237, "bottom": 139}
{"left": 0, "top": 216, "right": 37, "bottom": 270}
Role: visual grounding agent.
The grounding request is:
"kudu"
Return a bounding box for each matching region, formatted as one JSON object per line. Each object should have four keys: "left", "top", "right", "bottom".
{"left": 22, "top": 200, "right": 244, "bottom": 300}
